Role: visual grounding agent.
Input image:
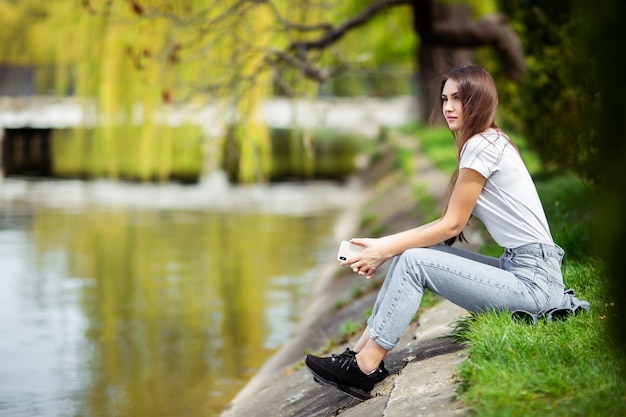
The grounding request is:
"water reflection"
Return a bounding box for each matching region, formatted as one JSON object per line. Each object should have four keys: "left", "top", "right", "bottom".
{"left": 0, "top": 174, "right": 358, "bottom": 416}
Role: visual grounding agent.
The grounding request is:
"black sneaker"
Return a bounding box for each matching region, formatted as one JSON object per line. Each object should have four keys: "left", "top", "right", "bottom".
{"left": 334, "top": 348, "right": 389, "bottom": 382}
{"left": 305, "top": 349, "right": 383, "bottom": 400}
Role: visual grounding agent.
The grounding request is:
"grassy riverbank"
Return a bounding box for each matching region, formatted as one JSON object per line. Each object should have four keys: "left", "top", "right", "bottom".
{"left": 403, "top": 123, "right": 626, "bottom": 416}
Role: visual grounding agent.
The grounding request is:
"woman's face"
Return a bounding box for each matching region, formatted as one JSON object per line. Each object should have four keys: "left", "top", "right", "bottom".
{"left": 442, "top": 79, "right": 464, "bottom": 131}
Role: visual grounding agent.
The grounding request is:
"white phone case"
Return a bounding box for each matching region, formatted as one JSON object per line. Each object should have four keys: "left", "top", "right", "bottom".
{"left": 337, "top": 240, "right": 364, "bottom": 262}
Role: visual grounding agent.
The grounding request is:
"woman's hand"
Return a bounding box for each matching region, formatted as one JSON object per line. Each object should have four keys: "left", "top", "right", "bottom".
{"left": 339, "top": 237, "right": 389, "bottom": 279}
{"left": 336, "top": 168, "right": 485, "bottom": 279}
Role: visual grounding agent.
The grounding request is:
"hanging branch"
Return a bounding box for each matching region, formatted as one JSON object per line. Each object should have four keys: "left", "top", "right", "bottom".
{"left": 277, "top": 0, "right": 524, "bottom": 83}
{"left": 84, "top": 0, "right": 526, "bottom": 100}
{"left": 287, "top": 0, "right": 412, "bottom": 51}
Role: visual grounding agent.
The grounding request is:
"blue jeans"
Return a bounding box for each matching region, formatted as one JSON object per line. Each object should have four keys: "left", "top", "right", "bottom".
{"left": 367, "top": 243, "right": 565, "bottom": 351}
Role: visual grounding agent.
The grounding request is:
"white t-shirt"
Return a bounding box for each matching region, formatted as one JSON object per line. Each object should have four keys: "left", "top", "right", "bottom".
{"left": 459, "top": 128, "right": 554, "bottom": 249}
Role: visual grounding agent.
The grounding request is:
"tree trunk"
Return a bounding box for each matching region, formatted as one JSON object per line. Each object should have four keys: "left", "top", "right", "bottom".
{"left": 411, "top": 0, "right": 525, "bottom": 123}
{"left": 414, "top": 1, "right": 473, "bottom": 123}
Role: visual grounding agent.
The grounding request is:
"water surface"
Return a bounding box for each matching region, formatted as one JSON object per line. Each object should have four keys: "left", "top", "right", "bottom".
{"left": 0, "top": 173, "right": 358, "bottom": 416}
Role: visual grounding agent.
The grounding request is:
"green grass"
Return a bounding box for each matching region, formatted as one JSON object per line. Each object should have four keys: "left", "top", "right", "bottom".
{"left": 412, "top": 123, "right": 457, "bottom": 174}
{"left": 398, "top": 122, "right": 542, "bottom": 176}
{"left": 455, "top": 174, "right": 626, "bottom": 416}
{"left": 454, "top": 256, "right": 625, "bottom": 416}
{"left": 399, "top": 122, "right": 626, "bottom": 416}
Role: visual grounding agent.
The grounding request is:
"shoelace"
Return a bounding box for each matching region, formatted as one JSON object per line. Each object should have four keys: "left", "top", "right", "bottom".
{"left": 339, "top": 355, "right": 355, "bottom": 371}
{"left": 331, "top": 348, "right": 354, "bottom": 360}
{"left": 330, "top": 349, "right": 356, "bottom": 370}
{"left": 331, "top": 348, "right": 387, "bottom": 376}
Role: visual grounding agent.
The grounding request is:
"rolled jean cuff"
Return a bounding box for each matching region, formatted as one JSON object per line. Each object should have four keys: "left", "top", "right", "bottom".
{"left": 367, "top": 325, "right": 395, "bottom": 351}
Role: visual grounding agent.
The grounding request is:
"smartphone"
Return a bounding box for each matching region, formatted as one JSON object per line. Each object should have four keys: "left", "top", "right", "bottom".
{"left": 337, "top": 240, "right": 364, "bottom": 262}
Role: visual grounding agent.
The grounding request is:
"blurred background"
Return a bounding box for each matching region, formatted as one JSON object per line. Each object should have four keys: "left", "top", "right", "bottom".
{"left": 0, "top": 0, "right": 623, "bottom": 416}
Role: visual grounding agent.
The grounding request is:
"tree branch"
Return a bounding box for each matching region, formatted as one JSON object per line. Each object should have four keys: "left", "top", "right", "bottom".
{"left": 264, "top": 0, "right": 333, "bottom": 33}
{"left": 289, "top": 0, "right": 413, "bottom": 52}
{"left": 266, "top": 48, "right": 328, "bottom": 82}
{"left": 285, "top": 0, "right": 524, "bottom": 83}
{"left": 433, "top": 14, "right": 526, "bottom": 80}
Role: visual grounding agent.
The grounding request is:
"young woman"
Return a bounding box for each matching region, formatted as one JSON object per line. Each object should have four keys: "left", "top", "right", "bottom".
{"left": 305, "top": 64, "right": 568, "bottom": 400}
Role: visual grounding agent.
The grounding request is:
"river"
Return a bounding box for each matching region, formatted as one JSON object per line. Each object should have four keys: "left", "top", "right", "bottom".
{"left": 0, "top": 172, "right": 360, "bottom": 416}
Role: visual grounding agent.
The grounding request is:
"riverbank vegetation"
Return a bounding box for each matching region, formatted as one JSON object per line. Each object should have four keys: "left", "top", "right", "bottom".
{"left": 51, "top": 125, "right": 204, "bottom": 183}
{"left": 0, "top": 0, "right": 415, "bottom": 183}
{"left": 409, "top": 123, "right": 626, "bottom": 416}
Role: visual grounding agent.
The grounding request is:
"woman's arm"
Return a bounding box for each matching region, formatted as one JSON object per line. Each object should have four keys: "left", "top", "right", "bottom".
{"left": 347, "top": 168, "right": 486, "bottom": 278}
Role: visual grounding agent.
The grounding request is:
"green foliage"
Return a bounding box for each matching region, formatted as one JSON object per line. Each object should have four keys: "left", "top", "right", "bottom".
{"left": 410, "top": 125, "right": 537, "bottom": 178}
{"left": 420, "top": 289, "right": 440, "bottom": 311}
{"left": 398, "top": 122, "right": 456, "bottom": 174}
{"left": 51, "top": 124, "right": 203, "bottom": 182}
{"left": 268, "top": 128, "right": 365, "bottom": 180}
{"left": 394, "top": 146, "right": 415, "bottom": 173}
{"left": 495, "top": 0, "right": 600, "bottom": 180}
{"left": 411, "top": 183, "right": 438, "bottom": 222}
{"left": 454, "top": 172, "right": 626, "bottom": 416}
{"left": 0, "top": 0, "right": 424, "bottom": 180}
{"left": 535, "top": 173, "right": 595, "bottom": 261}
{"left": 0, "top": 1, "right": 53, "bottom": 63}
{"left": 455, "top": 263, "right": 625, "bottom": 416}
{"left": 579, "top": 0, "right": 626, "bottom": 369}
{"left": 339, "top": 320, "right": 359, "bottom": 339}
{"left": 326, "top": 1, "right": 415, "bottom": 65}
{"left": 359, "top": 211, "right": 379, "bottom": 231}
{"left": 418, "top": 127, "right": 457, "bottom": 175}
{"left": 456, "top": 305, "right": 626, "bottom": 416}
{"left": 2, "top": 0, "right": 602, "bottom": 184}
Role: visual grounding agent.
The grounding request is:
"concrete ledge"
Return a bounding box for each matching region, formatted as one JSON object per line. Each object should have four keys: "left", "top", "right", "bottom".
{"left": 220, "top": 299, "right": 469, "bottom": 417}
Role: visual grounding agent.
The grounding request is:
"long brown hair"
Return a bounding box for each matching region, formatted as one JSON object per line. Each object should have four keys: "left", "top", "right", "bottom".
{"left": 438, "top": 64, "right": 499, "bottom": 245}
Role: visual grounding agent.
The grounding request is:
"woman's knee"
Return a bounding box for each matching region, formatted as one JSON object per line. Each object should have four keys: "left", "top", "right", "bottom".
{"left": 395, "top": 248, "right": 432, "bottom": 287}
{"left": 397, "top": 247, "right": 434, "bottom": 267}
